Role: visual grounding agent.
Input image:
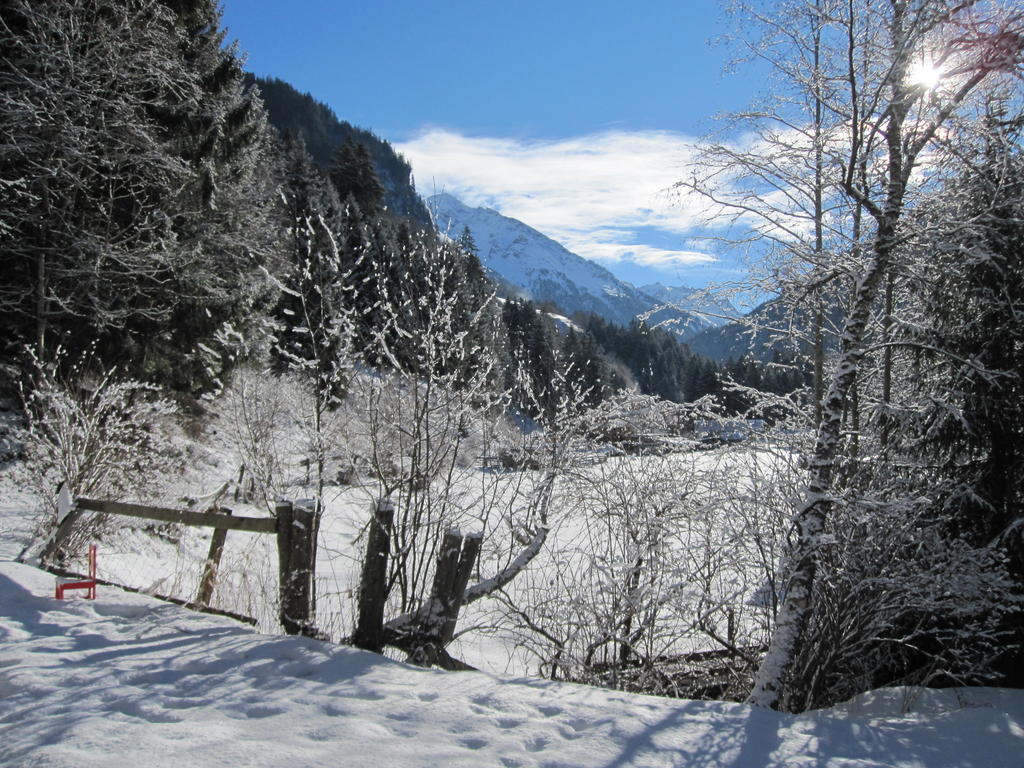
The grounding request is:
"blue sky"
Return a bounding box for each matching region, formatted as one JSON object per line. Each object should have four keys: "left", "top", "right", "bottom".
{"left": 220, "top": 1, "right": 764, "bottom": 291}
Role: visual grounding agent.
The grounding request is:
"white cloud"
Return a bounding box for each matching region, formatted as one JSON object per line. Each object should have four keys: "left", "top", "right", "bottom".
{"left": 585, "top": 244, "right": 718, "bottom": 268}
{"left": 396, "top": 128, "right": 720, "bottom": 271}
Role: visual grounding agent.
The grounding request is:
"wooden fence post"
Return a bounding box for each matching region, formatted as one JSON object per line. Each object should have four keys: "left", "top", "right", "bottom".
{"left": 293, "top": 499, "right": 316, "bottom": 635}
{"left": 408, "top": 530, "right": 462, "bottom": 666}
{"left": 38, "top": 482, "right": 82, "bottom": 566}
{"left": 352, "top": 498, "right": 394, "bottom": 652}
{"left": 441, "top": 532, "right": 483, "bottom": 646}
{"left": 429, "top": 530, "right": 464, "bottom": 624}
{"left": 409, "top": 529, "right": 483, "bottom": 666}
{"left": 276, "top": 499, "right": 316, "bottom": 635}
{"left": 276, "top": 500, "right": 302, "bottom": 635}
{"left": 196, "top": 507, "right": 233, "bottom": 607}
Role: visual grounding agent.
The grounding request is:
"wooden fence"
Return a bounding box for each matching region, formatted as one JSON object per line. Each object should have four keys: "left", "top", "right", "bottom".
{"left": 350, "top": 497, "right": 482, "bottom": 668}
{"left": 38, "top": 485, "right": 482, "bottom": 664}
{"left": 39, "top": 485, "right": 317, "bottom": 637}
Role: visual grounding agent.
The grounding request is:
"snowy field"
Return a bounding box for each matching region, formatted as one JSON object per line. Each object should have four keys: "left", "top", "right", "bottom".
{"left": 4, "top": 461, "right": 1024, "bottom": 766}
{"left": 8, "top": 412, "right": 791, "bottom": 680}
{"left": 3, "top": 557, "right": 1024, "bottom": 768}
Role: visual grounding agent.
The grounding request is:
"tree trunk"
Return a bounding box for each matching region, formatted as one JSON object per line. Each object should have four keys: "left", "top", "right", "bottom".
{"left": 352, "top": 498, "right": 395, "bottom": 652}
{"left": 747, "top": 216, "right": 900, "bottom": 710}
{"left": 880, "top": 273, "right": 895, "bottom": 449}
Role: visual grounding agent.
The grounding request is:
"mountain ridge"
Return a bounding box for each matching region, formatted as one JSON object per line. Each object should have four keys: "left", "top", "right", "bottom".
{"left": 252, "top": 76, "right": 432, "bottom": 229}
{"left": 428, "top": 193, "right": 735, "bottom": 338}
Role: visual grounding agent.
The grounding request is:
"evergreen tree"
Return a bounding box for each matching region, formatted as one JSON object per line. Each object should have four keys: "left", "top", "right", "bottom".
{"left": 330, "top": 138, "right": 386, "bottom": 219}
{"left": 446, "top": 229, "right": 500, "bottom": 387}
{"left": 276, "top": 134, "right": 343, "bottom": 234}
{"left": 322, "top": 138, "right": 399, "bottom": 362}
{"left": 503, "top": 300, "right": 559, "bottom": 421}
{"left": 562, "top": 329, "right": 613, "bottom": 407}
{"left": 0, "top": 0, "right": 275, "bottom": 392}
{"left": 1, "top": 0, "right": 192, "bottom": 363}
{"left": 270, "top": 135, "right": 351, "bottom": 403}
{"left": 897, "top": 108, "right": 1024, "bottom": 682}
{"left": 147, "top": 0, "right": 278, "bottom": 392}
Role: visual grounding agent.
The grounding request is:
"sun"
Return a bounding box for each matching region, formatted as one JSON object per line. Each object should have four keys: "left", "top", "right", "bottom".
{"left": 908, "top": 60, "right": 943, "bottom": 91}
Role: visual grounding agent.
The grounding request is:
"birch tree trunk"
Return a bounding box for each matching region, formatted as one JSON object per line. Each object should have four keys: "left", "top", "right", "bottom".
{"left": 747, "top": 217, "right": 900, "bottom": 709}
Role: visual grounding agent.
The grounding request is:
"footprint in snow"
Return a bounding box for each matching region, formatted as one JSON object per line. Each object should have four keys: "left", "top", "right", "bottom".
{"left": 235, "top": 704, "right": 286, "bottom": 719}
{"left": 564, "top": 717, "right": 591, "bottom": 733}
{"left": 524, "top": 736, "right": 550, "bottom": 753}
{"left": 470, "top": 693, "right": 511, "bottom": 714}
{"left": 469, "top": 693, "right": 494, "bottom": 708}
{"left": 112, "top": 699, "right": 184, "bottom": 724}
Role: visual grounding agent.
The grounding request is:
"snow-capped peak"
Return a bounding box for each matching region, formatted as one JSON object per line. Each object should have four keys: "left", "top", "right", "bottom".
{"left": 428, "top": 194, "right": 735, "bottom": 336}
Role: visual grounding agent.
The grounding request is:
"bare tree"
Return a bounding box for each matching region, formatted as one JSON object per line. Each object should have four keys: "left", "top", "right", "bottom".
{"left": 334, "top": 232, "right": 588, "bottom": 664}
{"left": 686, "top": 0, "right": 1023, "bottom": 710}
{"left": 492, "top": 392, "right": 801, "bottom": 697}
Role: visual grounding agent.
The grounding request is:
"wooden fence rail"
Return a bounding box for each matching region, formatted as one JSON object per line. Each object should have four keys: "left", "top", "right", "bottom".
{"left": 38, "top": 485, "right": 317, "bottom": 637}
{"left": 74, "top": 498, "right": 277, "bottom": 533}
{"left": 39, "top": 486, "right": 484, "bottom": 660}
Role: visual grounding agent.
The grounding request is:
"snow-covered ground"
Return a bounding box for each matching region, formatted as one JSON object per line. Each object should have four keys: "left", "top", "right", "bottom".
{"left": 4, "top": 402, "right": 1024, "bottom": 768}
{"left": 6, "top": 420, "right": 787, "bottom": 681}
{"left": 3, "top": 558, "right": 1024, "bottom": 767}
{"left": 3, "top": 477, "right": 1024, "bottom": 767}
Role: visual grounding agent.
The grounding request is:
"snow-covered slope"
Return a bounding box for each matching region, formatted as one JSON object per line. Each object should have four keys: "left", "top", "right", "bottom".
{"left": 429, "top": 193, "right": 734, "bottom": 336}
{"left": 3, "top": 559, "right": 1024, "bottom": 767}
{"left": 640, "top": 282, "right": 739, "bottom": 331}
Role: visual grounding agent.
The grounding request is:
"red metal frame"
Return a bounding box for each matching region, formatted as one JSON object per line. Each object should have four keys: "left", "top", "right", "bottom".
{"left": 55, "top": 544, "right": 97, "bottom": 600}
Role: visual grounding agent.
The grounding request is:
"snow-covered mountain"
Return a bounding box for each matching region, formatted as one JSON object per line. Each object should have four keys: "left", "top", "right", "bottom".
{"left": 640, "top": 282, "right": 739, "bottom": 328}
{"left": 428, "top": 193, "right": 734, "bottom": 337}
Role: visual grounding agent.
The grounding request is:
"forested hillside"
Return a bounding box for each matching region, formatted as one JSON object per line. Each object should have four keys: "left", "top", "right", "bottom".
{"left": 253, "top": 76, "right": 433, "bottom": 229}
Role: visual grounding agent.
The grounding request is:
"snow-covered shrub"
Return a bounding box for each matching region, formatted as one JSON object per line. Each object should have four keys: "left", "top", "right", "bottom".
{"left": 498, "top": 443, "right": 795, "bottom": 699}
{"left": 21, "top": 348, "right": 176, "bottom": 556}
{"left": 786, "top": 494, "right": 1021, "bottom": 712}
{"left": 221, "top": 367, "right": 303, "bottom": 511}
